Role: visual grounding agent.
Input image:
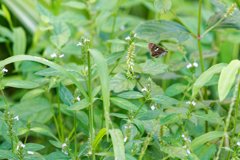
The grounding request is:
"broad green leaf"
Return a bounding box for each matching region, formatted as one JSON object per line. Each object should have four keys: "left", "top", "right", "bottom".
{"left": 24, "top": 143, "right": 45, "bottom": 151}
{"left": 67, "top": 99, "right": 89, "bottom": 110}
{"left": 107, "top": 39, "right": 127, "bottom": 44}
{"left": 93, "top": 128, "right": 107, "bottom": 149}
{"left": 139, "top": 59, "right": 168, "bottom": 75}
{"left": 134, "top": 20, "right": 190, "bottom": 44}
{"left": 110, "top": 97, "right": 140, "bottom": 112}
{"left": 96, "top": 10, "right": 112, "bottom": 34}
{"left": 90, "top": 49, "right": 110, "bottom": 132}
{"left": 132, "top": 119, "right": 145, "bottom": 134}
{"left": 192, "top": 63, "right": 227, "bottom": 98}
{"left": 50, "top": 34, "right": 68, "bottom": 49}
{"left": 109, "top": 129, "right": 125, "bottom": 160}
{"left": 45, "top": 152, "right": 70, "bottom": 160}
{"left": 160, "top": 113, "right": 185, "bottom": 125}
{"left": 23, "top": 152, "right": 45, "bottom": 160}
{"left": 36, "top": 1, "right": 55, "bottom": 23}
{"left": 189, "top": 51, "right": 218, "bottom": 61}
{"left": 218, "top": 60, "right": 240, "bottom": 101}
{"left": 110, "top": 72, "right": 136, "bottom": 93}
{"left": 11, "top": 97, "right": 52, "bottom": 123}
{"left": 5, "top": 80, "right": 39, "bottom": 89}
{"left": 13, "top": 27, "right": 26, "bottom": 70}
{"left": 206, "top": 11, "right": 240, "bottom": 30}
{"left": 196, "top": 144, "right": 217, "bottom": 160}
{"left": 56, "top": 12, "right": 88, "bottom": 27}
{"left": 78, "top": 141, "right": 88, "bottom": 157}
{"left": 104, "top": 51, "right": 124, "bottom": 65}
{"left": 0, "top": 55, "right": 88, "bottom": 101}
{"left": 58, "top": 83, "right": 74, "bottom": 106}
{"left": 61, "top": 1, "right": 87, "bottom": 9}
{"left": 135, "top": 109, "right": 163, "bottom": 120}
{"left": 21, "top": 89, "right": 45, "bottom": 102}
{"left": 151, "top": 95, "right": 180, "bottom": 105}
{"left": 117, "top": 91, "right": 144, "bottom": 99}
{"left": 161, "top": 145, "right": 187, "bottom": 159}
{"left": 53, "top": 21, "right": 71, "bottom": 37}
{"left": 49, "top": 140, "right": 63, "bottom": 148}
{"left": 110, "top": 113, "right": 128, "bottom": 119}
{"left": 191, "top": 131, "right": 224, "bottom": 149}
{"left": 209, "top": 0, "right": 227, "bottom": 12}
{"left": 31, "top": 127, "right": 58, "bottom": 141}
{"left": 164, "top": 83, "right": 186, "bottom": 97}
{"left": 135, "top": 42, "right": 149, "bottom": 49}
{"left": 76, "top": 111, "right": 88, "bottom": 125}
{"left": 19, "top": 61, "right": 45, "bottom": 72}
{"left": 1, "top": 4, "right": 13, "bottom": 29}
{"left": 161, "top": 136, "right": 181, "bottom": 147}
{"left": 0, "top": 26, "right": 13, "bottom": 41}
{"left": 194, "top": 114, "right": 222, "bottom": 122}
{"left": 154, "top": 0, "right": 172, "bottom": 14}
{"left": 0, "top": 149, "right": 17, "bottom": 159}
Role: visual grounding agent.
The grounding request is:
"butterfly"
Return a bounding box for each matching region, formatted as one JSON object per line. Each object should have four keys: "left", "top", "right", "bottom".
{"left": 148, "top": 43, "right": 168, "bottom": 58}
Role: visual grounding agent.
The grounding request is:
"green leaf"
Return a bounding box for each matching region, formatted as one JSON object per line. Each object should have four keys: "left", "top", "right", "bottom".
{"left": 0, "top": 26, "right": 13, "bottom": 41}
{"left": 191, "top": 131, "right": 224, "bottom": 149}
{"left": 13, "top": 27, "right": 26, "bottom": 70}
{"left": 206, "top": 11, "right": 240, "bottom": 30}
{"left": 196, "top": 144, "right": 217, "bottom": 160}
{"left": 67, "top": 99, "right": 89, "bottom": 110}
{"left": 0, "top": 55, "right": 88, "bottom": 101}
{"left": 109, "top": 129, "right": 125, "bottom": 160}
{"left": 104, "top": 51, "right": 124, "bottom": 65}
{"left": 58, "top": 83, "right": 74, "bottom": 106}
{"left": 161, "top": 145, "right": 187, "bottom": 159}
{"left": 53, "top": 21, "right": 71, "bottom": 37}
{"left": 161, "top": 136, "right": 181, "bottom": 147}
{"left": 49, "top": 140, "right": 63, "bottom": 148}
{"left": 209, "top": 0, "right": 227, "bottom": 12}
{"left": 78, "top": 141, "right": 88, "bottom": 157}
{"left": 90, "top": 49, "right": 110, "bottom": 133}
{"left": 21, "top": 89, "right": 45, "bottom": 102}
{"left": 93, "top": 128, "right": 107, "bottom": 149}
{"left": 135, "top": 109, "right": 163, "bottom": 120}
{"left": 134, "top": 20, "right": 190, "bottom": 44}
{"left": 110, "top": 113, "right": 128, "bottom": 119}
{"left": 160, "top": 113, "right": 185, "bottom": 125}
{"left": 154, "top": 0, "right": 172, "bottom": 14}
{"left": 61, "top": 1, "right": 87, "bottom": 9}
{"left": 139, "top": 59, "right": 168, "bottom": 75}
{"left": 45, "top": 152, "right": 70, "bottom": 160}
{"left": 164, "top": 83, "right": 186, "bottom": 97}
{"left": 151, "top": 95, "right": 180, "bottom": 105}
{"left": 110, "top": 72, "right": 136, "bottom": 93}
{"left": 107, "top": 39, "right": 127, "bottom": 44}
{"left": 96, "top": 11, "right": 112, "bottom": 34}
{"left": 110, "top": 97, "right": 140, "bottom": 112}
{"left": 24, "top": 143, "right": 45, "bottom": 151}
{"left": 218, "top": 60, "right": 240, "bottom": 101}
{"left": 5, "top": 80, "right": 40, "bottom": 89}
{"left": 31, "top": 127, "right": 58, "bottom": 141}
{"left": 117, "top": 91, "right": 144, "bottom": 99}
{"left": 1, "top": 4, "right": 13, "bottom": 29}
{"left": 0, "top": 149, "right": 18, "bottom": 159}
{"left": 36, "top": 1, "right": 55, "bottom": 23}
{"left": 50, "top": 34, "right": 69, "bottom": 49}
{"left": 132, "top": 119, "right": 145, "bottom": 134}
{"left": 192, "top": 63, "right": 227, "bottom": 98}
{"left": 189, "top": 51, "right": 218, "bottom": 61}
{"left": 194, "top": 114, "right": 222, "bottom": 122}
{"left": 76, "top": 111, "right": 88, "bottom": 125}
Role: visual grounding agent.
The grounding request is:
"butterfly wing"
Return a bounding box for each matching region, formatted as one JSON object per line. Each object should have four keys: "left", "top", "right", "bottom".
{"left": 148, "top": 43, "right": 168, "bottom": 58}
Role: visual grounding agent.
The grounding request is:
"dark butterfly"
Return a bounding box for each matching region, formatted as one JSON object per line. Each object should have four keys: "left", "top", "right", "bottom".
{"left": 148, "top": 43, "right": 168, "bottom": 58}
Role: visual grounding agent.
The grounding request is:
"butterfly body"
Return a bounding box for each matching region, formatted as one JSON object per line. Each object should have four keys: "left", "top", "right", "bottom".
{"left": 148, "top": 43, "right": 168, "bottom": 58}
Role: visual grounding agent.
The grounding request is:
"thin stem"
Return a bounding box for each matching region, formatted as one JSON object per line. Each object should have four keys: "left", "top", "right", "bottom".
{"left": 201, "top": 17, "right": 225, "bottom": 38}
{"left": 133, "top": 100, "right": 147, "bottom": 118}
{"left": 24, "top": 130, "right": 29, "bottom": 144}
{"left": 197, "top": 0, "right": 202, "bottom": 37}
{"left": 170, "top": 9, "right": 197, "bottom": 39}
{"left": 87, "top": 45, "right": 95, "bottom": 160}
{"left": 100, "top": 144, "right": 113, "bottom": 160}
{"left": 233, "top": 70, "right": 240, "bottom": 136}
{"left": 178, "top": 119, "right": 189, "bottom": 141}
{"left": 74, "top": 111, "right": 77, "bottom": 159}
{"left": 109, "top": 49, "right": 128, "bottom": 75}
{"left": 57, "top": 87, "right": 64, "bottom": 142}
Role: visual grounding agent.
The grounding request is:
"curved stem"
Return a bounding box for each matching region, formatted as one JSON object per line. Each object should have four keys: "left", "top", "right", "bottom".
{"left": 109, "top": 49, "right": 128, "bottom": 75}
{"left": 201, "top": 17, "right": 225, "bottom": 38}
{"left": 133, "top": 100, "right": 147, "bottom": 118}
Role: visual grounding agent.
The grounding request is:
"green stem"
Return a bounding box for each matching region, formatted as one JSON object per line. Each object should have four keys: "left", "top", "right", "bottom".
{"left": 87, "top": 45, "right": 95, "bottom": 160}
{"left": 133, "top": 100, "right": 146, "bottom": 118}
{"left": 109, "top": 49, "right": 128, "bottom": 75}
{"left": 200, "top": 17, "right": 225, "bottom": 38}
{"left": 74, "top": 111, "right": 77, "bottom": 159}
{"left": 178, "top": 119, "right": 189, "bottom": 141}
{"left": 233, "top": 70, "right": 240, "bottom": 137}
{"left": 100, "top": 144, "right": 113, "bottom": 160}
{"left": 24, "top": 130, "right": 29, "bottom": 144}
{"left": 57, "top": 87, "right": 64, "bottom": 142}
{"left": 170, "top": 9, "right": 197, "bottom": 39}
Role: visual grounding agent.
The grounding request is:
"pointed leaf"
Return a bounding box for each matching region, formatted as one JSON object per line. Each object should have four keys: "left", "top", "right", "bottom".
{"left": 93, "top": 128, "right": 107, "bottom": 149}
{"left": 117, "top": 91, "right": 143, "bottom": 99}
{"left": 109, "top": 129, "right": 125, "bottom": 160}
{"left": 151, "top": 95, "right": 180, "bottom": 105}
{"left": 140, "top": 59, "right": 168, "bottom": 75}
{"left": 58, "top": 83, "right": 74, "bottom": 106}
{"left": 154, "top": 0, "right": 172, "bottom": 14}
{"left": 0, "top": 149, "right": 17, "bottom": 159}
{"left": 110, "top": 97, "right": 140, "bottom": 112}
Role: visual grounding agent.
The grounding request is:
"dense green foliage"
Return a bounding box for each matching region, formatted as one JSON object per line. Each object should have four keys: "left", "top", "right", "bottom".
{"left": 0, "top": 0, "right": 240, "bottom": 160}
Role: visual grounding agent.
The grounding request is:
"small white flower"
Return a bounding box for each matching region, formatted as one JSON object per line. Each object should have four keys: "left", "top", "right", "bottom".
{"left": 183, "top": 145, "right": 186, "bottom": 148}
{"left": 59, "top": 54, "right": 64, "bottom": 58}
{"left": 124, "top": 136, "right": 128, "bottom": 142}
{"left": 193, "top": 62, "right": 198, "bottom": 67}
{"left": 120, "top": 25, "right": 126, "bottom": 30}
{"left": 129, "top": 125, "right": 132, "bottom": 129}
{"left": 62, "top": 143, "right": 67, "bottom": 147}
{"left": 124, "top": 126, "right": 128, "bottom": 129}
{"left": 77, "top": 42, "right": 82, "bottom": 46}
{"left": 189, "top": 139, "right": 191, "bottom": 142}
{"left": 27, "top": 151, "right": 34, "bottom": 154}
{"left": 17, "top": 145, "right": 19, "bottom": 150}
{"left": 21, "top": 144, "right": 25, "bottom": 148}
{"left": 125, "top": 36, "right": 130, "bottom": 40}
{"left": 14, "top": 116, "right": 19, "bottom": 121}
{"left": 141, "top": 87, "right": 147, "bottom": 92}
{"left": 186, "top": 101, "right": 191, "bottom": 104}
{"left": 181, "top": 134, "right": 185, "bottom": 138}
{"left": 237, "top": 142, "right": 240, "bottom": 146}
{"left": 2, "top": 68, "right": 8, "bottom": 72}
{"left": 187, "top": 149, "right": 190, "bottom": 154}
{"left": 192, "top": 101, "right": 196, "bottom": 106}
{"left": 76, "top": 96, "right": 80, "bottom": 101}
{"left": 84, "top": 38, "right": 90, "bottom": 42}
{"left": 186, "top": 63, "right": 192, "bottom": 69}
{"left": 134, "top": 34, "right": 137, "bottom": 37}
{"left": 51, "top": 53, "right": 57, "bottom": 58}
{"left": 53, "top": 78, "right": 57, "bottom": 82}
{"left": 184, "top": 137, "right": 188, "bottom": 141}
{"left": 151, "top": 105, "right": 155, "bottom": 110}
{"left": 85, "top": 67, "right": 88, "bottom": 71}
{"left": 64, "top": 151, "right": 68, "bottom": 155}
